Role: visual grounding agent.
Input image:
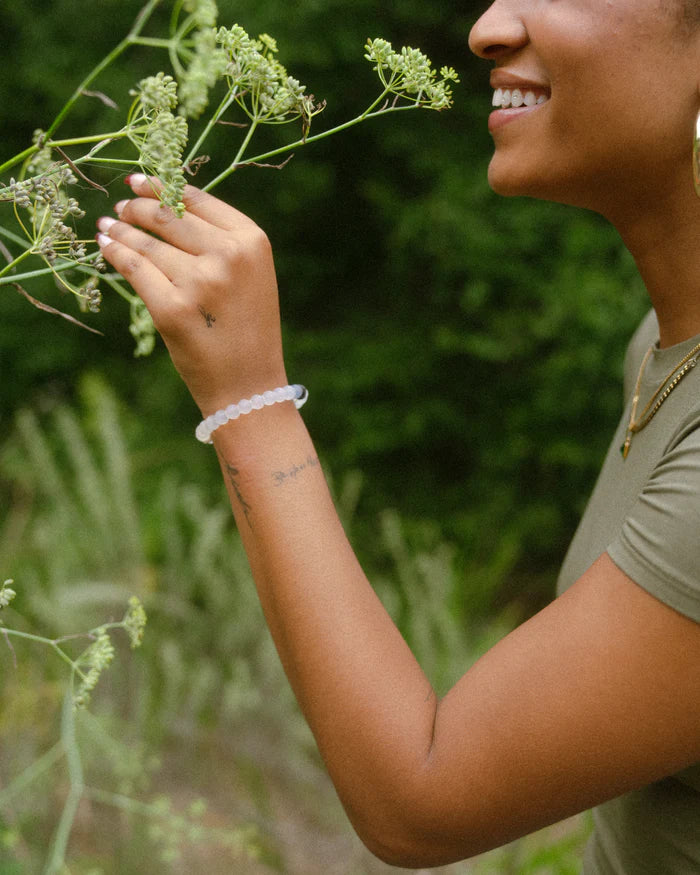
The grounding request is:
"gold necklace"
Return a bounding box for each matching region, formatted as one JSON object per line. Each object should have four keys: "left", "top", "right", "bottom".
{"left": 621, "top": 340, "right": 700, "bottom": 459}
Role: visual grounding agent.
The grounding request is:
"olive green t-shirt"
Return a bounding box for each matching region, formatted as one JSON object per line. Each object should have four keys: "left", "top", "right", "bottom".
{"left": 556, "top": 309, "right": 700, "bottom": 874}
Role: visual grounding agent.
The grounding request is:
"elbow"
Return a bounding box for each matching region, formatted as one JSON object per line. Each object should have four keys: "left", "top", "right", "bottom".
{"left": 358, "top": 824, "right": 466, "bottom": 870}
{"left": 348, "top": 791, "right": 473, "bottom": 870}
{"left": 360, "top": 834, "right": 439, "bottom": 870}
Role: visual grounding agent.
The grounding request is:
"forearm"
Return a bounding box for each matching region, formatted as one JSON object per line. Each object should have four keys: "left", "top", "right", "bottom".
{"left": 211, "top": 401, "right": 438, "bottom": 851}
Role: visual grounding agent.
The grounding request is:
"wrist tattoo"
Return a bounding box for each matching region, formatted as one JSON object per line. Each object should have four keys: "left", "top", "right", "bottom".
{"left": 222, "top": 458, "right": 253, "bottom": 530}
{"left": 198, "top": 305, "right": 216, "bottom": 328}
{"left": 272, "top": 455, "right": 319, "bottom": 487}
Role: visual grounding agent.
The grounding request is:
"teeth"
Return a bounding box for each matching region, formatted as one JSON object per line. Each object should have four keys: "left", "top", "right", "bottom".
{"left": 492, "top": 87, "right": 548, "bottom": 109}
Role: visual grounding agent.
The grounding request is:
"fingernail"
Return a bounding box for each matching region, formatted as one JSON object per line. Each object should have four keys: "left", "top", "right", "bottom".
{"left": 114, "top": 200, "right": 130, "bottom": 216}
{"left": 125, "top": 173, "right": 148, "bottom": 187}
{"left": 97, "top": 216, "right": 117, "bottom": 233}
{"left": 96, "top": 233, "right": 112, "bottom": 249}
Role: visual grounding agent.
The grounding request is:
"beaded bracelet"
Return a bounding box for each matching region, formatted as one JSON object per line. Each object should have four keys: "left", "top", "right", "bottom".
{"left": 195, "top": 384, "right": 308, "bottom": 444}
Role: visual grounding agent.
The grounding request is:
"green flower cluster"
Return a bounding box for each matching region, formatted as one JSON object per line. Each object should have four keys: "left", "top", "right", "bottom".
{"left": 183, "top": 0, "right": 218, "bottom": 27}
{"left": 217, "top": 25, "right": 324, "bottom": 128}
{"left": 129, "top": 297, "right": 157, "bottom": 358}
{"left": 124, "top": 595, "right": 148, "bottom": 649}
{"left": 0, "top": 579, "right": 16, "bottom": 610}
{"left": 74, "top": 628, "right": 116, "bottom": 709}
{"left": 129, "top": 73, "right": 189, "bottom": 216}
{"left": 364, "top": 38, "right": 459, "bottom": 111}
{"left": 178, "top": 26, "right": 228, "bottom": 119}
{"left": 2, "top": 153, "right": 106, "bottom": 310}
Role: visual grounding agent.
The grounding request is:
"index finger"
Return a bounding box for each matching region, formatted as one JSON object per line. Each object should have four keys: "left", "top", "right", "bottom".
{"left": 125, "top": 174, "right": 257, "bottom": 233}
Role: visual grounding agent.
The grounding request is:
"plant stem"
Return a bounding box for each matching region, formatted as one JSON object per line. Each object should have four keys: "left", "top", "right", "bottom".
{"left": 0, "top": 259, "right": 98, "bottom": 287}
{"left": 185, "top": 88, "right": 238, "bottom": 167}
{"left": 45, "top": 0, "right": 163, "bottom": 140}
{"left": 0, "top": 0, "right": 161, "bottom": 177}
{"left": 1, "top": 628, "right": 85, "bottom": 676}
{"left": 44, "top": 692, "right": 85, "bottom": 875}
{"left": 0, "top": 743, "right": 65, "bottom": 806}
{"left": 129, "top": 36, "right": 174, "bottom": 49}
{"left": 0, "top": 248, "right": 34, "bottom": 280}
{"left": 203, "top": 101, "right": 415, "bottom": 192}
{"left": 0, "top": 131, "right": 131, "bottom": 179}
{"left": 203, "top": 115, "right": 260, "bottom": 190}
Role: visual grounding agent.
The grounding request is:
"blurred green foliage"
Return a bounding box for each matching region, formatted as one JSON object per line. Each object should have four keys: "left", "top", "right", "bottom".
{"left": 0, "top": 0, "right": 649, "bottom": 621}
{"left": 0, "top": 379, "right": 591, "bottom": 869}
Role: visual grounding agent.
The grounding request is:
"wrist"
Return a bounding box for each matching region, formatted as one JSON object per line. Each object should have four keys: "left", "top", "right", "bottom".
{"left": 196, "top": 384, "right": 309, "bottom": 444}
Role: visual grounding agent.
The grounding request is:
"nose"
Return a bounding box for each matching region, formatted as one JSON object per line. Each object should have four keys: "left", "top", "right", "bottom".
{"left": 469, "top": 1, "right": 529, "bottom": 60}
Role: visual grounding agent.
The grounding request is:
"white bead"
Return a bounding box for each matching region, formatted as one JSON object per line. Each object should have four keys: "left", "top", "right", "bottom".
{"left": 273, "top": 387, "right": 287, "bottom": 402}
{"left": 263, "top": 390, "right": 276, "bottom": 405}
{"left": 214, "top": 410, "right": 228, "bottom": 426}
{"left": 195, "top": 422, "right": 210, "bottom": 442}
{"left": 225, "top": 404, "right": 240, "bottom": 419}
{"left": 251, "top": 394, "right": 265, "bottom": 409}
{"left": 239, "top": 399, "right": 253, "bottom": 415}
{"left": 283, "top": 386, "right": 295, "bottom": 401}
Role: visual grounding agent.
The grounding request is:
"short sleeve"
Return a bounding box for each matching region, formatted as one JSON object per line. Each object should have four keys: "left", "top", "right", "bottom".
{"left": 607, "top": 422, "right": 700, "bottom": 623}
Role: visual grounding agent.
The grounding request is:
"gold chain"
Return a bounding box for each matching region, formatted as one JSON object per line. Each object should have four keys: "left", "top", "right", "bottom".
{"left": 621, "top": 340, "right": 700, "bottom": 459}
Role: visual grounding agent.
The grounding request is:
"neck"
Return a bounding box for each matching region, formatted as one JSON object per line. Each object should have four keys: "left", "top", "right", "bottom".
{"left": 606, "top": 181, "right": 700, "bottom": 349}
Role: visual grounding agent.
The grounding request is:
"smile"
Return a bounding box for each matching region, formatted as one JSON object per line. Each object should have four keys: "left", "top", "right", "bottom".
{"left": 492, "top": 87, "right": 549, "bottom": 109}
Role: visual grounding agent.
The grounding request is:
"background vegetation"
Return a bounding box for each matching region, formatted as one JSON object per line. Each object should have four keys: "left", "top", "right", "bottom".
{"left": 0, "top": 0, "right": 647, "bottom": 869}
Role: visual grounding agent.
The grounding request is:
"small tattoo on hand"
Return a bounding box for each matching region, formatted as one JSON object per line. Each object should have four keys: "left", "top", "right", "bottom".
{"left": 198, "top": 305, "right": 216, "bottom": 328}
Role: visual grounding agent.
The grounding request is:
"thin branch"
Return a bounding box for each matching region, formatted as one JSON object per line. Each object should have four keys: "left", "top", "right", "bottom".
{"left": 12, "top": 283, "right": 104, "bottom": 336}
{"left": 80, "top": 89, "right": 118, "bottom": 110}
{"left": 1, "top": 627, "right": 18, "bottom": 668}
{"left": 54, "top": 148, "right": 109, "bottom": 196}
{"left": 0, "top": 239, "right": 14, "bottom": 265}
{"left": 236, "top": 154, "right": 295, "bottom": 171}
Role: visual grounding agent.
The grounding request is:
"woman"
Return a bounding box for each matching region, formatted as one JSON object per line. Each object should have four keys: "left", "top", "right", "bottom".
{"left": 95, "top": 1, "right": 700, "bottom": 871}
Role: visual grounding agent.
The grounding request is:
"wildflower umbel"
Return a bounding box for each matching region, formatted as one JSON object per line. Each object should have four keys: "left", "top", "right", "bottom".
{"left": 364, "top": 38, "right": 459, "bottom": 111}
{"left": 216, "top": 26, "right": 325, "bottom": 130}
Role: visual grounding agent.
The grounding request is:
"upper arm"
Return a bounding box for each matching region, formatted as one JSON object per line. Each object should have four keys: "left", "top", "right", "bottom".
{"left": 387, "top": 553, "right": 700, "bottom": 867}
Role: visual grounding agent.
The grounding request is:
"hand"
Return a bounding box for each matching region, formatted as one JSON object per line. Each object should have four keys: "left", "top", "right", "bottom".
{"left": 96, "top": 174, "right": 288, "bottom": 415}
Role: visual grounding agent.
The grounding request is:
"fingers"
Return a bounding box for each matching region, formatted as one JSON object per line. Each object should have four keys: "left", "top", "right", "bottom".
{"left": 125, "top": 173, "right": 257, "bottom": 233}
{"left": 98, "top": 208, "right": 203, "bottom": 279}
{"left": 96, "top": 232, "right": 171, "bottom": 310}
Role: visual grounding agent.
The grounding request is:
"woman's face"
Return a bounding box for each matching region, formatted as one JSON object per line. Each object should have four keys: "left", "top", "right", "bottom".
{"left": 469, "top": 0, "right": 700, "bottom": 214}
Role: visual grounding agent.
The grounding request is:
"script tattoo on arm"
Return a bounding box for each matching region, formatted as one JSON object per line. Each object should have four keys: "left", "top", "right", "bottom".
{"left": 272, "top": 455, "right": 320, "bottom": 487}
{"left": 222, "top": 458, "right": 253, "bottom": 530}
{"left": 198, "top": 304, "right": 216, "bottom": 328}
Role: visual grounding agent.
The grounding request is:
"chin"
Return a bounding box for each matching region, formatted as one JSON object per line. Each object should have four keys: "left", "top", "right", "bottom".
{"left": 487, "top": 162, "right": 545, "bottom": 199}
{"left": 487, "top": 160, "right": 602, "bottom": 211}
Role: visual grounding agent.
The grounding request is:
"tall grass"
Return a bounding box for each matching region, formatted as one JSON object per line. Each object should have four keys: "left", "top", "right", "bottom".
{"left": 0, "top": 378, "right": 590, "bottom": 872}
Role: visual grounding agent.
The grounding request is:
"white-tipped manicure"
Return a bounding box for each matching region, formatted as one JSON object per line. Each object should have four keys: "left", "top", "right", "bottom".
{"left": 97, "top": 216, "right": 117, "bottom": 233}
{"left": 96, "top": 233, "right": 112, "bottom": 249}
{"left": 127, "top": 173, "right": 148, "bottom": 186}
